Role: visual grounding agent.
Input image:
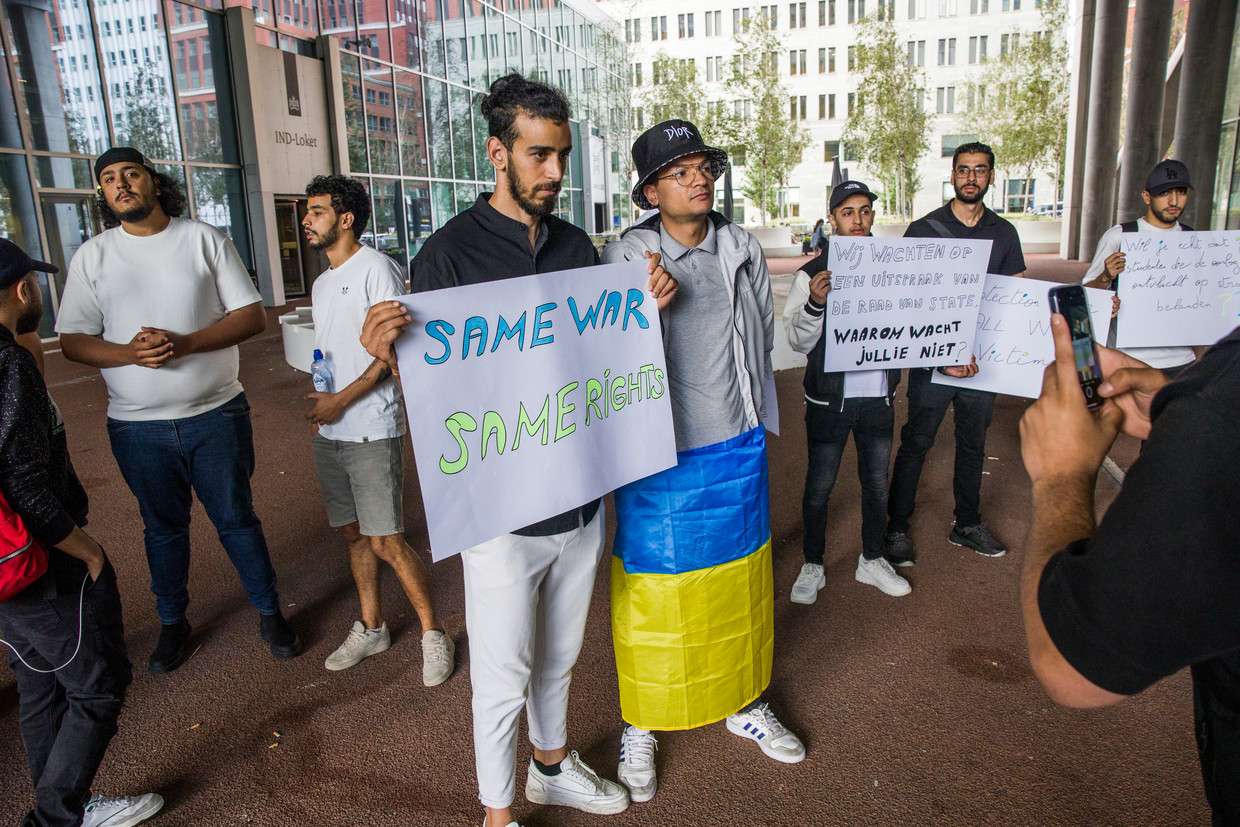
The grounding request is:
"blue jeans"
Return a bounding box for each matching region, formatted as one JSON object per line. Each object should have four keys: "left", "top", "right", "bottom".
{"left": 107, "top": 392, "right": 280, "bottom": 624}
{"left": 802, "top": 397, "right": 894, "bottom": 564}
{"left": 887, "top": 368, "right": 995, "bottom": 534}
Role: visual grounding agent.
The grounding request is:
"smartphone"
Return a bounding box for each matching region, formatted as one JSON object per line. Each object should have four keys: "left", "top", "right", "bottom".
{"left": 1047, "top": 285, "right": 1104, "bottom": 410}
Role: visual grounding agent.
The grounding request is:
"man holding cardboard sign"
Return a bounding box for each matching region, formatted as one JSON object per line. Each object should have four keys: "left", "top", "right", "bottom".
{"left": 886, "top": 142, "right": 1026, "bottom": 566}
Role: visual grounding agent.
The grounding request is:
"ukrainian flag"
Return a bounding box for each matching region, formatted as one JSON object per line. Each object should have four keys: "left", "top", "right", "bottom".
{"left": 610, "top": 426, "right": 774, "bottom": 731}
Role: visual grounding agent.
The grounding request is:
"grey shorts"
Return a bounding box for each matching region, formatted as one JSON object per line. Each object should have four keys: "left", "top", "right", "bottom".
{"left": 311, "top": 434, "right": 404, "bottom": 536}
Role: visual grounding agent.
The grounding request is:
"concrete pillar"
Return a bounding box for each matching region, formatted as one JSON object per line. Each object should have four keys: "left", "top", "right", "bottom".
{"left": 1078, "top": 0, "right": 1128, "bottom": 259}
{"left": 1116, "top": 0, "right": 1174, "bottom": 222}
{"left": 1172, "top": 0, "right": 1239, "bottom": 229}
{"left": 1060, "top": 0, "right": 1096, "bottom": 260}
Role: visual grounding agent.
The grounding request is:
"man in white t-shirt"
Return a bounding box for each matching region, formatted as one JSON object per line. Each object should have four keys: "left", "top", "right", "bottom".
{"left": 56, "top": 147, "right": 301, "bottom": 675}
{"left": 1082, "top": 159, "right": 1197, "bottom": 375}
{"left": 302, "top": 175, "right": 454, "bottom": 685}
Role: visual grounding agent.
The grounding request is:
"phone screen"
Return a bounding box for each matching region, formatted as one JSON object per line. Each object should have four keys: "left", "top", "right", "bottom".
{"left": 1048, "top": 286, "right": 1104, "bottom": 409}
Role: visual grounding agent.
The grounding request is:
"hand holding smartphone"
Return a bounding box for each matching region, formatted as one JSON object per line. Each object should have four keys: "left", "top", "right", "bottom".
{"left": 1047, "top": 285, "right": 1104, "bottom": 410}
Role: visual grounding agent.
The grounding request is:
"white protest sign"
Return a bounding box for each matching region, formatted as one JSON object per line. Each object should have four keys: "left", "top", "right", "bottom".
{"left": 823, "top": 236, "right": 992, "bottom": 372}
{"left": 932, "top": 275, "right": 1112, "bottom": 398}
{"left": 1116, "top": 230, "right": 1240, "bottom": 347}
{"left": 394, "top": 260, "right": 677, "bottom": 560}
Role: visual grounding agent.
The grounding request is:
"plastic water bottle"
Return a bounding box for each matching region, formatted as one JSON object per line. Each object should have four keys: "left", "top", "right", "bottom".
{"left": 310, "top": 349, "right": 334, "bottom": 393}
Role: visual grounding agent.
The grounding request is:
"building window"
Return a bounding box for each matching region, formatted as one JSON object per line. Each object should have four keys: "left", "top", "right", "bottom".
{"left": 908, "top": 0, "right": 925, "bottom": 17}
{"left": 941, "top": 134, "right": 976, "bottom": 156}
{"left": 818, "top": 94, "right": 826, "bottom": 118}
{"left": 829, "top": 93, "right": 836, "bottom": 118}
{"left": 829, "top": 46, "right": 836, "bottom": 71}
{"left": 632, "top": 63, "right": 642, "bottom": 85}
{"left": 847, "top": 92, "right": 854, "bottom": 115}
{"left": 847, "top": 45, "right": 855, "bottom": 71}
{"left": 939, "top": 0, "right": 957, "bottom": 15}
{"left": 970, "top": 0, "right": 988, "bottom": 11}
{"left": 1006, "top": 178, "right": 1033, "bottom": 212}
{"left": 935, "top": 86, "right": 955, "bottom": 113}
{"left": 819, "top": 47, "right": 826, "bottom": 72}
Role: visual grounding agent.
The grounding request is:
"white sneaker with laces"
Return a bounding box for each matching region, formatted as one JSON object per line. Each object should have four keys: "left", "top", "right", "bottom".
{"left": 325, "top": 621, "right": 390, "bottom": 671}
{"left": 855, "top": 554, "right": 911, "bottom": 597}
{"left": 725, "top": 703, "right": 806, "bottom": 763}
{"left": 524, "top": 750, "right": 630, "bottom": 814}
{"left": 617, "top": 725, "right": 658, "bottom": 802}
{"left": 422, "top": 629, "right": 455, "bottom": 686}
{"left": 790, "top": 562, "right": 826, "bottom": 604}
{"left": 81, "top": 793, "right": 164, "bottom": 827}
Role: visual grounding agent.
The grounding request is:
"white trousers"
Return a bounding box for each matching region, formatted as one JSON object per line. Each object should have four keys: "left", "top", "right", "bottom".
{"left": 461, "top": 510, "right": 606, "bottom": 809}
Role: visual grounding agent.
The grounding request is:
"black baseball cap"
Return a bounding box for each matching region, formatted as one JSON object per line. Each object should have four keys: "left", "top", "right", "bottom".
{"left": 94, "top": 147, "right": 156, "bottom": 184}
{"left": 0, "top": 238, "right": 57, "bottom": 291}
{"left": 630, "top": 120, "right": 728, "bottom": 210}
{"left": 829, "top": 180, "right": 877, "bottom": 212}
{"left": 1144, "top": 160, "right": 1192, "bottom": 195}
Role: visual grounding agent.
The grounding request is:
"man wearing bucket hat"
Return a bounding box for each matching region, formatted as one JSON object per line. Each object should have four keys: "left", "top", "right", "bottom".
{"left": 56, "top": 146, "right": 301, "bottom": 674}
{"left": 601, "top": 120, "right": 803, "bottom": 803}
{"left": 0, "top": 238, "right": 164, "bottom": 827}
{"left": 1082, "top": 159, "right": 1198, "bottom": 376}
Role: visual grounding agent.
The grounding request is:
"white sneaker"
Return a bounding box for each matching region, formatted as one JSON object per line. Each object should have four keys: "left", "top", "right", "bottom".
{"left": 855, "top": 554, "right": 911, "bottom": 597}
{"left": 725, "top": 703, "right": 806, "bottom": 764}
{"left": 617, "top": 725, "right": 658, "bottom": 802}
{"left": 790, "top": 562, "right": 826, "bottom": 604}
{"left": 524, "top": 750, "right": 630, "bottom": 814}
{"left": 422, "top": 629, "right": 455, "bottom": 686}
{"left": 325, "top": 621, "right": 391, "bottom": 671}
{"left": 81, "top": 793, "right": 164, "bottom": 827}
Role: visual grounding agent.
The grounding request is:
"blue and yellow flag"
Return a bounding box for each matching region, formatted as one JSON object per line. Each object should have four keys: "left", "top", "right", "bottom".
{"left": 611, "top": 427, "right": 774, "bottom": 731}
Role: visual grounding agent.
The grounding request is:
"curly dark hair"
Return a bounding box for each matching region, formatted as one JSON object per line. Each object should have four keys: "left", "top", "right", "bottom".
{"left": 304, "top": 174, "right": 371, "bottom": 239}
{"left": 476, "top": 73, "right": 571, "bottom": 150}
{"left": 93, "top": 170, "right": 187, "bottom": 229}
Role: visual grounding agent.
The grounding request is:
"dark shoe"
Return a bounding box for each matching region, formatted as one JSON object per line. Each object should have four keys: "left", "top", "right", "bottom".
{"left": 259, "top": 611, "right": 302, "bottom": 659}
{"left": 948, "top": 523, "right": 1007, "bottom": 557}
{"left": 149, "top": 618, "right": 192, "bottom": 675}
{"left": 885, "top": 531, "right": 915, "bottom": 567}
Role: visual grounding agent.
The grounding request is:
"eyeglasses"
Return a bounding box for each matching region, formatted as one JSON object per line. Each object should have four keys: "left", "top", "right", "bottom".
{"left": 657, "top": 160, "right": 720, "bottom": 187}
{"left": 954, "top": 164, "right": 991, "bottom": 179}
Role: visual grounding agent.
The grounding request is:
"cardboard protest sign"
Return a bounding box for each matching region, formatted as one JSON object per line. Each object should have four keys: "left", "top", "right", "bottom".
{"left": 933, "top": 275, "right": 1112, "bottom": 398}
{"left": 1116, "top": 230, "right": 1240, "bottom": 347}
{"left": 822, "top": 236, "right": 992, "bottom": 372}
{"left": 394, "top": 260, "right": 677, "bottom": 560}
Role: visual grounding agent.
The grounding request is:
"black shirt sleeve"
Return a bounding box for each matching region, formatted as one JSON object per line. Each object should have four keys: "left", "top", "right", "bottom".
{"left": 409, "top": 243, "right": 458, "bottom": 293}
{"left": 995, "top": 225, "right": 1027, "bottom": 275}
{"left": 1038, "top": 392, "right": 1240, "bottom": 696}
{"left": 903, "top": 219, "right": 933, "bottom": 239}
{"left": 0, "top": 349, "right": 79, "bottom": 547}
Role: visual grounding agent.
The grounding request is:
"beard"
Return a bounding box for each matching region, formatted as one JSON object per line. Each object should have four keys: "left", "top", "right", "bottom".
{"left": 506, "top": 163, "right": 560, "bottom": 218}
{"left": 115, "top": 199, "right": 156, "bottom": 224}
{"left": 1151, "top": 204, "right": 1181, "bottom": 225}
{"left": 306, "top": 224, "right": 340, "bottom": 251}
{"left": 954, "top": 180, "right": 988, "bottom": 204}
{"left": 15, "top": 295, "right": 42, "bottom": 336}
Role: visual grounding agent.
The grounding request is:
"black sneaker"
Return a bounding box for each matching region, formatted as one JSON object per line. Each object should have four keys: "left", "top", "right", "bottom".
{"left": 259, "top": 611, "right": 302, "bottom": 659}
{"left": 884, "top": 531, "right": 916, "bottom": 567}
{"left": 149, "top": 618, "right": 192, "bottom": 675}
{"left": 948, "top": 523, "right": 1007, "bottom": 557}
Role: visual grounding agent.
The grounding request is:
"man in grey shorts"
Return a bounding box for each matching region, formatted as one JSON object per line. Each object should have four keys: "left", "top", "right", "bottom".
{"left": 303, "top": 174, "right": 454, "bottom": 685}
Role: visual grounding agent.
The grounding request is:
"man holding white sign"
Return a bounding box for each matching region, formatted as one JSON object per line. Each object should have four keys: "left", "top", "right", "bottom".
{"left": 784, "top": 180, "right": 911, "bottom": 601}
{"left": 602, "top": 119, "right": 802, "bottom": 805}
{"left": 1081, "top": 159, "right": 1197, "bottom": 375}
{"left": 360, "top": 75, "right": 675, "bottom": 827}
{"left": 886, "top": 142, "right": 1026, "bottom": 565}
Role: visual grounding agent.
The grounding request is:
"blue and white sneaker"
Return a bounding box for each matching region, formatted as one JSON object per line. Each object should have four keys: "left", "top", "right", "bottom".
{"left": 725, "top": 703, "right": 806, "bottom": 764}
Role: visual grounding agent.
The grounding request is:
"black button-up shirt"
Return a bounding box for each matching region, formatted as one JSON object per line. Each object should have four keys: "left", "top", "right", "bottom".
{"left": 410, "top": 193, "right": 601, "bottom": 537}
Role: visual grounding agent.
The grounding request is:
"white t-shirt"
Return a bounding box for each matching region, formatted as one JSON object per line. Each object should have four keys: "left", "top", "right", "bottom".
{"left": 55, "top": 218, "right": 262, "bottom": 421}
{"left": 311, "top": 244, "right": 407, "bottom": 442}
{"left": 843, "top": 370, "right": 888, "bottom": 399}
{"left": 1083, "top": 218, "right": 1195, "bottom": 369}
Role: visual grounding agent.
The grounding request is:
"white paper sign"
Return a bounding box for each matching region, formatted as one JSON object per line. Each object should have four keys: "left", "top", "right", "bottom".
{"left": 394, "top": 261, "right": 678, "bottom": 560}
{"left": 1116, "top": 230, "right": 1240, "bottom": 347}
{"left": 932, "top": 275, "right": 1113, "bottom": 398}
{"left": 823, "top": 236, "right": 992, "bottom": 372}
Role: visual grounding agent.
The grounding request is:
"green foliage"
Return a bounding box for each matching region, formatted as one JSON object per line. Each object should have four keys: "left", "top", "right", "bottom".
{"left": 842, "top": 15, "right": 929, "bottom": 220}
{"left": 115, "top": 64, "right": 178, "bottom": 162}
{"left": 962, "top": 0, "right": 1069, "bottom": 208}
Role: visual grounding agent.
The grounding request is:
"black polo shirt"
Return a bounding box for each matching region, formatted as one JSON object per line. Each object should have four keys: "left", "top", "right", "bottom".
{"left": 905, "top": 201, "right": 1026, "bottom": 276}
{"left": 409, "top": 193, "right": 601, "bottom": 538}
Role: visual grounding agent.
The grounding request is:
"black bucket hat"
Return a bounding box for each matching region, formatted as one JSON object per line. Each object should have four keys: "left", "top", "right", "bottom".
{"left": 630, "top": 120, "right": 728, "bottom": 211}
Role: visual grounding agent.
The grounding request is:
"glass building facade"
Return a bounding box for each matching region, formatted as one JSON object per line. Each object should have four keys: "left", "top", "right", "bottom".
{"left": 0, "top": 0, "right": 630, "bottom": 335}
{"left": 1215, "top": 19, "right": 1240, "bottom": 230}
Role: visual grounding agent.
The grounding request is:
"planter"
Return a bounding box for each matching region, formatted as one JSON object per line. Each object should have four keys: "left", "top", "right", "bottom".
{"left": 1013, "top": 219, "right": 1062, "bottom": 254}
{"left": 749, "top": 226, "right": 803, "bottom": 257}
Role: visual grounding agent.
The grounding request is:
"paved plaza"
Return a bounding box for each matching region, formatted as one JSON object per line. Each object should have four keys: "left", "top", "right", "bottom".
{"left": 0, "top": 255, "right": 1205, "bottom": 826}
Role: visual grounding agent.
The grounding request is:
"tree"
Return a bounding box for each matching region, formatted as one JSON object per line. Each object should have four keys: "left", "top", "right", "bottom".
{"left": 640, "top": 53, "right": 709, "bottom": 127}
{"left": 842, "top": 15, "right": 930, "bottom": 220}
{"left": 962, "top": 0, "right": 1069, "bottom": 213}
{"left": 114, "top": 63, "right": 179, "bottom": 162}
{"left": 725, "top": 15, "right": 810, "bottom": 225}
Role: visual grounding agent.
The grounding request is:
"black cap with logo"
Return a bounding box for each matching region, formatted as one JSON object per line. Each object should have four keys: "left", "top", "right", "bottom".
{"left": 629, "top": 119, "right": 729, "bottom": 210}
{"left": 829, "top": 180, "right": 877, "bottom": 212}
{"left": 0, "top": 238, "right": 57, "bottom": 291}
{"left": 1144, "top": 160, "right": 1193, "bottom": 196}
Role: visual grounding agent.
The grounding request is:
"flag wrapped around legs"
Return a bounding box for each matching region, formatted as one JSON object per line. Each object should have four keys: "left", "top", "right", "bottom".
{"left": 610, "top": 427, "right": 773, "bottom": 731}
